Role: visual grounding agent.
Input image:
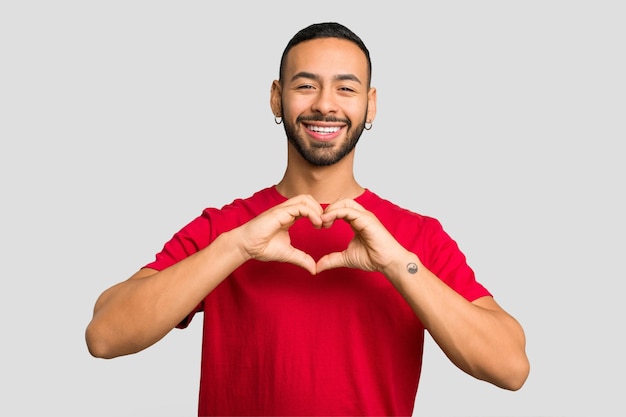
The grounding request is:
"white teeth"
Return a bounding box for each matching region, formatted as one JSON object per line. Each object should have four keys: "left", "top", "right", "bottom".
{"left": 309, "top": 125, "right": 340, "bottom": 134}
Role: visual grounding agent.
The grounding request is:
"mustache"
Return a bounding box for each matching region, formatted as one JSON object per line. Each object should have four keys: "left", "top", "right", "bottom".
{"left": 296, "top": 115, "right": 351, "bottom": 126}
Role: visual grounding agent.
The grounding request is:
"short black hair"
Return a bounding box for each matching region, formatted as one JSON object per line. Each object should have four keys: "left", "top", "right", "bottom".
{"left": 279, "top": 22, "right": 372, "bottom": 86}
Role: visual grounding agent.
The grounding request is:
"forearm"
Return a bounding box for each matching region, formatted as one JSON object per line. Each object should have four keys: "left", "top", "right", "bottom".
{"left": 86, "top": 230, "right": 246, "bottom": 359}
{"left": 384, "top": 252, "right": 529, "bottom": 390}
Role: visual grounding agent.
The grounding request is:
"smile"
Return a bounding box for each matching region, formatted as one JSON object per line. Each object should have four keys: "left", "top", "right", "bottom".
{"left": 306, "top": 125, "right": 341, "bottom": 134}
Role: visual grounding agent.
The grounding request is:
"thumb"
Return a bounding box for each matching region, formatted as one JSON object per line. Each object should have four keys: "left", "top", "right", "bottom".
{"left": 286, "top": 248, "right": 317, "bottom": 275}
{"left": 316, "top": 251, "right": 347, "bottom": 274}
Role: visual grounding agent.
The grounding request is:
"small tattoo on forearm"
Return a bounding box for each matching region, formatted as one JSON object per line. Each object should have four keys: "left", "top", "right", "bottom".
{"left": 407, "top": 262, "right": 418, "bottom": 274}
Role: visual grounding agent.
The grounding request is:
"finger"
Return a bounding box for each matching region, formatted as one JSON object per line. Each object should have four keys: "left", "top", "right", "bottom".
{"left": 279, "top": 196, "right": 324, "bottom": 227}
{"left": 283, "top": 204, "right": 323, "bottom": 228}
{"left": 320, "top": 206, "right": 366, "bottom": 229}
{"left": 270, "top": 202, "right": 322, "bottom": 229}
{"left": 283, "top": 194, "right": 324, "bottom": 213}
{"left": 324, "top": 197, "right": 365, "bottom": 212}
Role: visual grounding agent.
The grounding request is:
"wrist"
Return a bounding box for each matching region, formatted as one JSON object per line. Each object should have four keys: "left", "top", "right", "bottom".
{"left": 382, "top": 251, "right": 423, "bottom": 285}
{"left": 217, "top": 228, "right": 252, "bottom": 265}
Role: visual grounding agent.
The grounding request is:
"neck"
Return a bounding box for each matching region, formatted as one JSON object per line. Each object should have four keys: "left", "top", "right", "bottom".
{"left": 275, "top": 149, "right": 364, "bottom": 204}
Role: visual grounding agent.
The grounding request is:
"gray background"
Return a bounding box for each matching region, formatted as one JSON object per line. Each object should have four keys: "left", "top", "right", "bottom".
{"left": 1, "top": 1, "right": 624, "bottom": 416}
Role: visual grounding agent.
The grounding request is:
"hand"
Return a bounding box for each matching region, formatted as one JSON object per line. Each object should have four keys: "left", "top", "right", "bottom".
{"left": 316, "top": 198, "right": 406, "bottom": 274}
{"left": 236, "top": 194, "right": 323, "bottom": 274}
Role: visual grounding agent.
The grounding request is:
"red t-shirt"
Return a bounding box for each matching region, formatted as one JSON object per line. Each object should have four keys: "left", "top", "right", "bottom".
{"left": 144, "top": 186, "right": 491, "bottom": 416}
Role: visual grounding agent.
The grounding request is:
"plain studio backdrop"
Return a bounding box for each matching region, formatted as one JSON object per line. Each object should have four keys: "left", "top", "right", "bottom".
{"left": 1, "top": 1, "right": 624, "bottom": 416}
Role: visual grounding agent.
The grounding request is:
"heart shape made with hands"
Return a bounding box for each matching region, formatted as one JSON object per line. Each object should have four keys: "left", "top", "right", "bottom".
{"left": 287, "top": 211, "right": 383, "bottom": 275}
{"left": 253, "top": 196, "right": 391, "bottom": 275}
{"left": 289, "top": 214, "right": 355, "bottom": 264}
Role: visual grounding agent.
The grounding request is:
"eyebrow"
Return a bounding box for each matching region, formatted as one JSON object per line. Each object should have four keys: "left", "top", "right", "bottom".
{"left": 291, "top": 71, "right": 362, "bottom": 85}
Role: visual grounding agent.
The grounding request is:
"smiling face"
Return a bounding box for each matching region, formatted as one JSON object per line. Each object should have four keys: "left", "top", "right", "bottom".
{"left": 271, "top": 37, "right": 376, "bottom": 167}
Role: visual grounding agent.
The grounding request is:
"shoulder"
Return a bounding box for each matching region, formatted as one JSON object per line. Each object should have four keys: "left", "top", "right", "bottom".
{"left": 145, "top": 186, "right": 283, "bottom": 268}
{"left": 359, "top": 189, "right": 441, "bottom": 229}
{"left": 359, "top": 189, "right": 452, "bottom": 249}
{"left": 201, "top": 187, "right": 284, "bottom": 222}
{"left": 200, "top": 186, "right": 286, "bottom": 232}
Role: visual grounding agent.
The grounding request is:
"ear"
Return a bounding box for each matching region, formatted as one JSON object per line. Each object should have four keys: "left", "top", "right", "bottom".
{"left": 270, "top": 80, "right": 282, "bottom": 117}
{"left": 366, "top": 87, "right": 377, "bottom": 124}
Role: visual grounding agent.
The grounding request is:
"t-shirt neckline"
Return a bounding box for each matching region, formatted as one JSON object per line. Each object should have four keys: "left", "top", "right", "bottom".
{"left": 269, "top": 185, "right": 373, "bottom": 207}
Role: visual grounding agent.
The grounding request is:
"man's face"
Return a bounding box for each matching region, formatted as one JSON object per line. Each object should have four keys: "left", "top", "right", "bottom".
{"left": 273, "top": 38, "right": 376, "bottom": 166}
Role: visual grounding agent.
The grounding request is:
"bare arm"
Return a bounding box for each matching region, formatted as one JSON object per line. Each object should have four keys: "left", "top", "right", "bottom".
{"left": 85, "top": 231, "right": 246, "bottom": 359}
{"left": 85, "top": 195, "right": 324, "bottom": 359}
{"left": 316, "top": 198, "right": 530, "bottom": 391}
{"left": 383, "top": 256, "right": 529, "bottom": 390}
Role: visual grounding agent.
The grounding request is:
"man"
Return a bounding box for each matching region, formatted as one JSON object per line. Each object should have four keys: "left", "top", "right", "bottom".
{"left": 86, "top": 22, "right": 529, "bottom": 416}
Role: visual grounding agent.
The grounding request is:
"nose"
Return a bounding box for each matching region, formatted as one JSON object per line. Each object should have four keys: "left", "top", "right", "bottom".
{"left": 310, "top": 87, "right": 337, "bottom": 115}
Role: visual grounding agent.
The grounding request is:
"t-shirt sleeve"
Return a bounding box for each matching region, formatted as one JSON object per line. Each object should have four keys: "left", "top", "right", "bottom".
{"left": 143, "top": 213, "right": 212, "bottom": 271}
{"left": 142, "top": 212, "right": 213, "bottom": 328}
{"left": 422, "top": 217, "right": 492, "bottom": 302}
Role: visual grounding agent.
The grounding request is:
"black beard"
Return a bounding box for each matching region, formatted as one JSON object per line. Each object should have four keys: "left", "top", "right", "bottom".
{"left": 282, "top": 115, "right": 366, "bottom": 167}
